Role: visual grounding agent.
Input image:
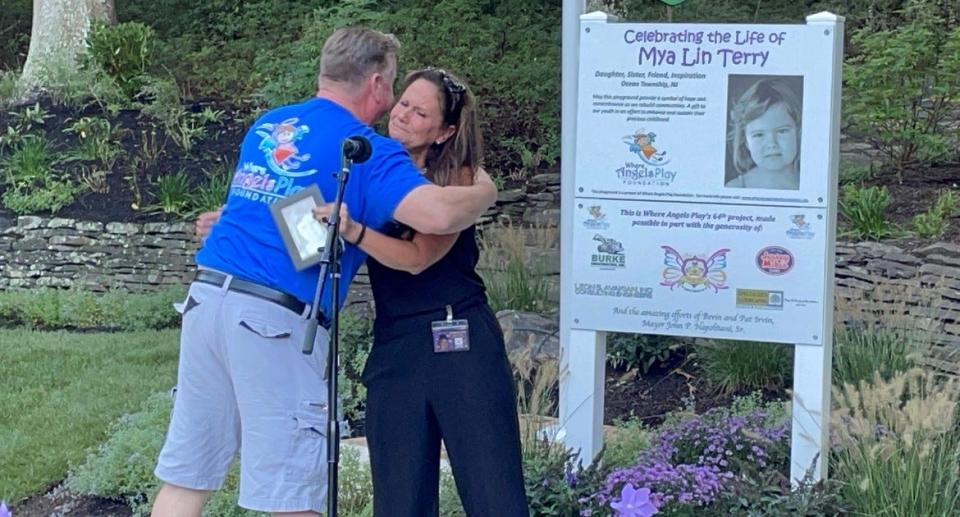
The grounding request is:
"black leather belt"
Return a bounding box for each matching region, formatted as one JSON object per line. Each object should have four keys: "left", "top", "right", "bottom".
{"left": 194, "top": 270, "right": 306, "bottom": 315}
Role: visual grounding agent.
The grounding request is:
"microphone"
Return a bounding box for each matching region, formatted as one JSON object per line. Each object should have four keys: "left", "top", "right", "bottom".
{"left": 342, "top": 136, "right": 372, "bottom": 163}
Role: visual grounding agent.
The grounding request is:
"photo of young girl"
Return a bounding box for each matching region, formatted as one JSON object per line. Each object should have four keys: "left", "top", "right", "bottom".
{"left": 724, "top": 76, "right": 803, "bottom": 190}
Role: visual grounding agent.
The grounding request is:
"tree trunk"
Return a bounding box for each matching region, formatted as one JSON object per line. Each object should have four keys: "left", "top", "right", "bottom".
{"left": 17, "top": 0, "right": 115, "bottom": 99}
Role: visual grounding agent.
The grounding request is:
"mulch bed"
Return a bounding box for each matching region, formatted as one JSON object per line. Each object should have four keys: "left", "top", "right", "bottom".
{"left": 12, "top": 483, "right": 131, "bottom": 517}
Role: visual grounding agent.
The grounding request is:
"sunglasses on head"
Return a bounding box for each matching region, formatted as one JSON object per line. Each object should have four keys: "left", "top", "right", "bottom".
{"left": 426, "top": 67, "right": 466, "bottom": 123}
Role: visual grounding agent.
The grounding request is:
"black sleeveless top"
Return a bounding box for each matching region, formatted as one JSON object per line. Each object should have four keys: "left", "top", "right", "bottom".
{"left": 367, "top": 224, "right": 487, "bottom": 327}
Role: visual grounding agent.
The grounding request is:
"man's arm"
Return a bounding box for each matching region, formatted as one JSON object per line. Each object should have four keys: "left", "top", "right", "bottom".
{"left": 393, "top": 167, "right": 496, "bottom": 235}
{"left": 315, "top": 203, "right": 459, "bottom": 274}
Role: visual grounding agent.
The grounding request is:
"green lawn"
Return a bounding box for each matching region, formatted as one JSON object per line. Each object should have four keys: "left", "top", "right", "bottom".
{"left": 0, "top": 329, "right": 179, "bottom": 504}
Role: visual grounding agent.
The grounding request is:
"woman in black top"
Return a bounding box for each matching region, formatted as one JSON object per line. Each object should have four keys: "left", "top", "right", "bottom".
{"left": 322, "top": 68, "right": 528, "bottom": 516}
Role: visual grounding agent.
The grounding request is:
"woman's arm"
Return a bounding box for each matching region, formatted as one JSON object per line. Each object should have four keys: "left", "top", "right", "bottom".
{"left": 315, "top": 203, "right": 459, "bottom": 275}
{"left": 315, "top": 166, "right": 477, "bottom": 274}
{"left": 353, "top": 227, "right": 459, "bottom": 274}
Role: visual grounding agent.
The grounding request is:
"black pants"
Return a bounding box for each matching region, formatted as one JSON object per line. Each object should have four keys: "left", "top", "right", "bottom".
{"left": 362, "top": 303, "right": 529, "bottom": 517}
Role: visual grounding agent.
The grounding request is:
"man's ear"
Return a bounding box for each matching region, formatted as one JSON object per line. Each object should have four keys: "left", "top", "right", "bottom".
{"left": 371, "top": 73, "right": 389, "bottom": 103}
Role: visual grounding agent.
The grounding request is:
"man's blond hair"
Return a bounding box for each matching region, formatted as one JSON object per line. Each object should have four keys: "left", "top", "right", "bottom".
{"left": 319, "top": 27, "right": 400, "bottom": 87}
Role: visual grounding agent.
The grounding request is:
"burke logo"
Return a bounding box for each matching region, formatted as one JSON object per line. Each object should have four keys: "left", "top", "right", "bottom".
{"left": 756, "top": 246, "right": 794, "bottom": 275}
{"left": 591, "top": 234, "right": 625, "bottom": 269}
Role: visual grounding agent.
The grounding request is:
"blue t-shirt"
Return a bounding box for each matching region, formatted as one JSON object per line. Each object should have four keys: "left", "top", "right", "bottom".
{"left": 196, "top": 97, "right": 429, "bottom": 314}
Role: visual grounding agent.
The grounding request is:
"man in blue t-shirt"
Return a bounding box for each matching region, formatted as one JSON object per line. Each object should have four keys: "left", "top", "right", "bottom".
{"left": 151, "top": 27, "right": 497, "bottom": 517}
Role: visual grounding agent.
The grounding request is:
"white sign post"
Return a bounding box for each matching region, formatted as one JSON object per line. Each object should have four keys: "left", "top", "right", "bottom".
{"left": 558, "top": 8, "right": 843, "bottom": 484}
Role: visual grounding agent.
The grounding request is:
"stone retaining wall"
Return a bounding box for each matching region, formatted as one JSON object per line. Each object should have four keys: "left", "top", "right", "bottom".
{"left": 0, "top": 216, "right": 196, "bottom": 291}
{"left": 836, "top": 241, "right": 960, "bottom": 373}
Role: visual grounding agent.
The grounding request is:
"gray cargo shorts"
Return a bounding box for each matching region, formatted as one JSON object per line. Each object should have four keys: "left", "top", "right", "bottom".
{"left": 155, "top": 276, "right": 330, "bottom": 513}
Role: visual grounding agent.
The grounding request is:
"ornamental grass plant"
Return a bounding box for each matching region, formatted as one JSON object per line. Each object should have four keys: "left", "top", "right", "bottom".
{"left": 831, "top": 368, "right": 960, "bottom": 516}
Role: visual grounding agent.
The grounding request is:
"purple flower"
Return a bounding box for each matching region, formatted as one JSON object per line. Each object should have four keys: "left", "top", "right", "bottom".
{"left": 610, "top": 484, "right": 658, "bottom": 516}
{"left": 0, "top": 501, "right": 11, "bottom": 517}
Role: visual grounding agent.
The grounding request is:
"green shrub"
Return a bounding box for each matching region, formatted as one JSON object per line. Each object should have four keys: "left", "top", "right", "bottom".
{"left": 833, "top": 326, "right": 927, "bottom": 387}
{"left": 479, "top": 224, "right": 555, "bottom": 313}
{"left": 255, "top": 0, "right": 562, "bottom": 177}
{"left": 483, "top": 258, "right": 553, "bottom": 314}
{"left": 838, "top": 160, "right": 875, "bottom": 185}
{"left": 100, "top": 288, "right": 186, "bottom": 331}
{"left": 137, "top": 76, "right": 184, "bottom": 129}
{"left": 0, "top": 133, "right": 81, "bottom": 214}
{"left": 137, "top": 76, "right": 205, "bottom": 152}
{"left": 0, "top": 289, "right": 65, "bottom": 329}
{"left": 8, "top": 101, "right": 52, "bottom": 132}
{"left": 86, "top": 21, "right": 155, "bottom": 99}
{"left": 438, "top": 467, "right": 466, "bottom": 517}
{"left": 839, "top": 184, "right": 892, "bottom": 240}
{"left": 38, "top": 57, "right": 129, "bottom": 111}
{"left": 844, "top": 19, "right": 960, "bottom": 173}
{"left": 120, "top": 0, "right": 322, "bottom": 102}
{"left": 338, "top": 310, "right": 374, "bottom": 428}
{"left": 695, "top": 340, "right": 793, "bottom": 394}
{"left": 715, "top": 467, "right": 849, "bottom": 516}
{"left": 603, "top": 417, "right": 652, "bottom": 470}
{"left": 0, "top": 71, "right": 16, "bottom": 105}
{"left": 522, "top": 437, "right": 609, "bottom": 517}
{"left": 2, "top": 180, "right": 79, "bottom": 214}
{"left": 148, "top": 171, "right": 193, "bottom": 216}
{"left": 606, "top": 333, "right": 681, "bottom": 374}
{"left": 0, "top": 288, "right": 184, "bottom": 331}
{"left": 190, "top": 163, "right": 233, "bottom": 216}
{"left": 67, "top": 392, "right": 171, "bottom": 512}
{"left": 338, "top": 447, "right": 375, "bottom": 517}
{"left": 912, "top": 189, "right": 960, "bottom": 239}
{"left": 67, "top": 392, "right": 265, "bottom": 517}
{"left": 0, "top": 0, "right": 30, "bottom": 70}
{"left": 63, "top": 116, "right": 125, "bottom": 169}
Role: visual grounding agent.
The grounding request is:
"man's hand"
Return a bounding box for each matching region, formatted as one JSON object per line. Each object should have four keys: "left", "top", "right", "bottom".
{"left": 312, "top": 203, "right": 362, "bottom": 243}
{"left": 195, "top": 208, "right": 223, "bottom": 239}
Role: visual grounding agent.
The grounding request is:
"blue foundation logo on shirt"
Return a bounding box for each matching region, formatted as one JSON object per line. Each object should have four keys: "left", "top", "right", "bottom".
{"left": 256, "top": 118, "right": 318, "bottom": 177}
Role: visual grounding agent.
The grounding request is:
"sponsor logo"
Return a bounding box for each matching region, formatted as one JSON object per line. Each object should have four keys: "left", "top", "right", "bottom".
{"left": 574, "top": 283, "right": 653, "bottom": 298}
{"left": 618, "top": 128, "right": 678, "bottom": 186}
{"left": 786, "top": 214, "right": 814, "bottom": 239}
{"left": 591, "top": 234, "right": 625, "bottom": 269}
{"left": 736, "top": 289, "right": 784, "bottom": 310}
{"left": 756, "top": 246, "right": 794, "bottom": 275}
{"left": 583, "top": 205, "right": 610, "bottom": 229}
{"left": 660, "top": 246, "right": 730, "bottom": 293}
{"left": 622, "top": 128, "right": 670, "bottom": 166}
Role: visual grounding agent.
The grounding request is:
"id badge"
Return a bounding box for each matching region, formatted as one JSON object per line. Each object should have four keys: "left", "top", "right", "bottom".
{"left": 432, "top": 305, "right": 470, "bottom": 353}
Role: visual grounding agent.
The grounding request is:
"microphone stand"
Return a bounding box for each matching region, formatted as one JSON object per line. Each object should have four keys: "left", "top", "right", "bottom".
{"left": 302, "top": 141, "right": 355, "bottom": 517}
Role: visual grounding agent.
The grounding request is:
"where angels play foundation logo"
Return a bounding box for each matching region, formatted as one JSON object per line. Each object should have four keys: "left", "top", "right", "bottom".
{"left": 617, "top": 128, "right": 678, "bottom": 186}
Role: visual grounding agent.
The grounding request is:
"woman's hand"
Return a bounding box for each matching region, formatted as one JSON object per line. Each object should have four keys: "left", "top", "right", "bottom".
{"left": 195, "top": 207, "right": 223, "bottom": 239}
{"left": 312, "top": 203, "right": 363, "bottom": 244}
